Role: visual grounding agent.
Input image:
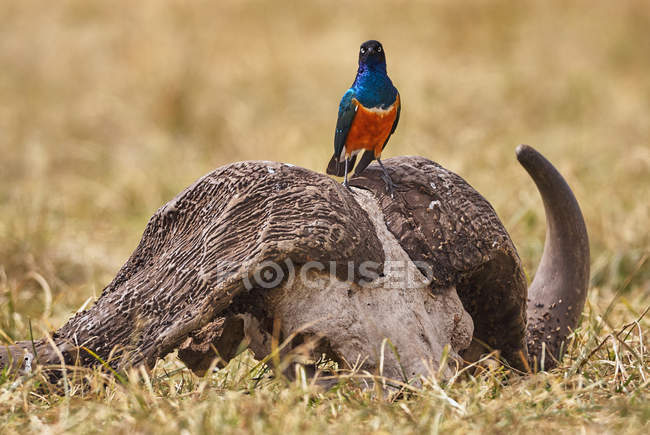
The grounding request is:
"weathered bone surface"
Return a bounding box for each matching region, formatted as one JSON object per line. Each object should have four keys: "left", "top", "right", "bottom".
{"left": 257, "top": 189, "right": 473, "bottom": 380}
{"left": 1, "top": 146, "right": 589, "bottom": 378}
{"left": 180, "top": 190, "right": 474, "bottom": 380}
{"left": 350, "top": 158, "right": 529, "bottom": 369}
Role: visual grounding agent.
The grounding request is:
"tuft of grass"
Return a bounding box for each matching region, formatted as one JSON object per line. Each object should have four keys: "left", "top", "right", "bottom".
{"left": 0, "top": 312, "right": 648, "bottom": 434}
{"left": 0, "top": 0, "right": 649, "bottom": 432}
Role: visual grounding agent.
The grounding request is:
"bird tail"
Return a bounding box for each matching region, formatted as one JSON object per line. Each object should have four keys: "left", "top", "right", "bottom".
{"left": 353, "top": 150, "right": 376, "bottom": 176}
{"left": 326, "top": 154, "right": 357, "bottom": 177}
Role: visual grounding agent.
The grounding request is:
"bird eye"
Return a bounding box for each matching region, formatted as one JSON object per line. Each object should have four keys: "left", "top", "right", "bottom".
{"left": 360, "top": 47, "right": 366, "bottom": 54}
{"left": 377, "top": 46, "right": 382, "bottom": 52}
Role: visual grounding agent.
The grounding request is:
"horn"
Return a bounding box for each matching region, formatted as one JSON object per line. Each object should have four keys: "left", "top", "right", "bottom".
{"left": 517, "top": 145, "right": 590, "bottom": 370}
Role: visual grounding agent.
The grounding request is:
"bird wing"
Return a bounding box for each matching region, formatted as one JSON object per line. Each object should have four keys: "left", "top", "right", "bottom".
{"left": 327, "top": 89, "right": 359, "bottom": 176}
{"left": 334, "top": 89, "right": 358, "bottom": 157}
{"left": 353, "top": 91, "right": 400, "bottom": 176}
{"left": 386, "top": 91, "right": 401, "bottom": 146}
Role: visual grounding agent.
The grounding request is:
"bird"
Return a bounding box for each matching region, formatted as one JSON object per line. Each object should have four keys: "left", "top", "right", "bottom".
{"left": 326, "top": 40, "right": 401, "bottom": 195}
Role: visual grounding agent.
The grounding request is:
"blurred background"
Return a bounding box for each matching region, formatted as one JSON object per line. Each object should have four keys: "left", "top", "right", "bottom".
{"left": 0, "top": 0, "right": 648, "bottom": 338}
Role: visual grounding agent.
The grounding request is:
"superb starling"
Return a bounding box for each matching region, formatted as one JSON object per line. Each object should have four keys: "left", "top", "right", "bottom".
{"left": 326, "top": 40, "right": 400, "bottom": 194}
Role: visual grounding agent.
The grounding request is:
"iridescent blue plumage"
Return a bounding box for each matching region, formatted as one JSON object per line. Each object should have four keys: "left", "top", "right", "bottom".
{"left": 350, "top": 60, "right": 398, "bottom": 109}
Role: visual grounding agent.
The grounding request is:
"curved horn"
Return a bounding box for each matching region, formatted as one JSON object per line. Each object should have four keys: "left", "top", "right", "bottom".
{"left": 1, "top": 161, "right": 386, "bottom": 374}
{"left": 517, "top": 145, "right": 590, "bottom": 370}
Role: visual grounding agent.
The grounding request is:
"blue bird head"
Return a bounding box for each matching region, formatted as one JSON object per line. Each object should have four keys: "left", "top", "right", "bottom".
{"left": 358, "top": 40, "right": 386, "bottom": 70}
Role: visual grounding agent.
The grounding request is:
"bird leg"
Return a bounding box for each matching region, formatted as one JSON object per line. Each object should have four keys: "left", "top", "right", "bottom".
{"left": 377, "top": 158, "right": 397, "bottom": 197}
{"left": 342, "top": 156, "right": 351, "bottom": 190}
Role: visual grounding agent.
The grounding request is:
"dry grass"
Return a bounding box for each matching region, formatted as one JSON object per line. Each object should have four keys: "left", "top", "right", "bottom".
{"left": 1, "top": 0, "right": 649, "bottom": 433}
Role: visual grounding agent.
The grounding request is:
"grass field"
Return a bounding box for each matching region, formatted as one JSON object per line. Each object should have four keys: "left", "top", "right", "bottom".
{"left": 1, "top": 0, "right": 649, "bottom": 433}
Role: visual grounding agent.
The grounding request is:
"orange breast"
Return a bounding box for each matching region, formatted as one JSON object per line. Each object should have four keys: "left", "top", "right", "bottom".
{"left": 345, "top": 95, "right": 399, "bottom": 158}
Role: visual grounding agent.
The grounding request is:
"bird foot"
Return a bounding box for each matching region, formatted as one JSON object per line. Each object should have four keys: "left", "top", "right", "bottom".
{"left": 380, "top": 174, "right": 398, "bottom": 198}
{"left": 342, "top": 180, "right": 353, "bottom": 192}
